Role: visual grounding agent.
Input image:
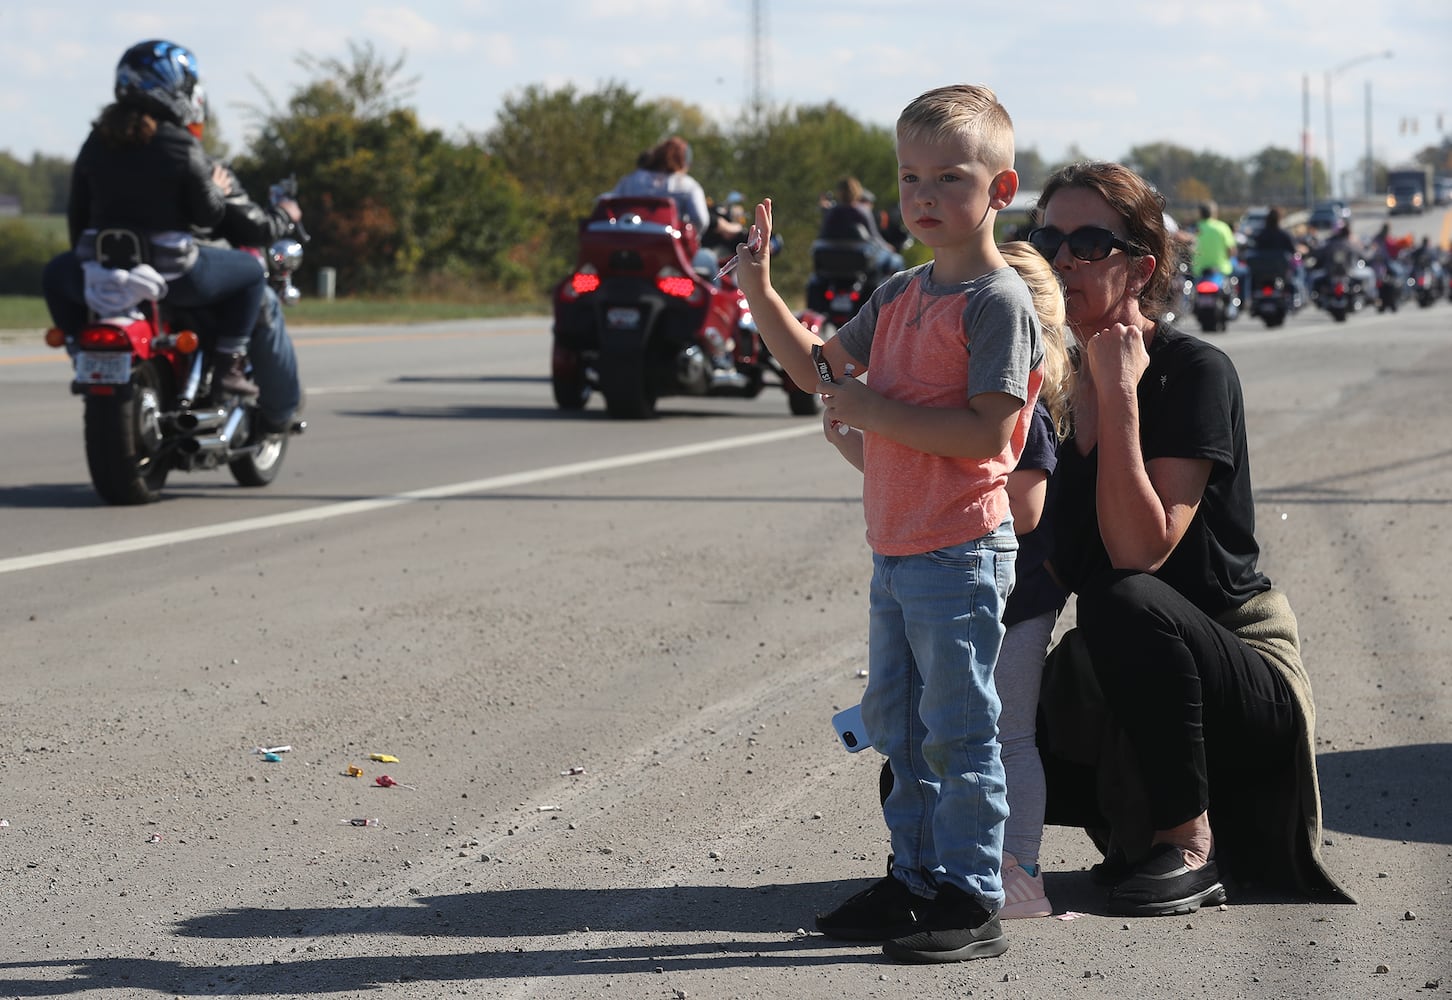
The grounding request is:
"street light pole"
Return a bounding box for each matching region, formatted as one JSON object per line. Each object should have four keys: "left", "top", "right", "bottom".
{"left": 1365, "top": 80, "right": 1374, "bottom": 197}
{"left": 1324, "top": 49, "right": 1392, "bottom": 199}
{"left": 1302, "top": 74, "right": 1313, "bottom": 210}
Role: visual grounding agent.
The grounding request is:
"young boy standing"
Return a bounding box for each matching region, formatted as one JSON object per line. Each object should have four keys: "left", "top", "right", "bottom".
{"left": 732, "top": 84, "right": 1042, "bottom": 964}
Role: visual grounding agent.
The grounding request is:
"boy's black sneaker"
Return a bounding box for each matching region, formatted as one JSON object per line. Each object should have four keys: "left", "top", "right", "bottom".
{"left": 1106, "top": 843, "right": 1227, "bottom": 917}
{"left": 881, "top": 883, "right": 1008, "bottom": 964}
{"left": 816, "top": 870, "right": 932, "bottom": 942}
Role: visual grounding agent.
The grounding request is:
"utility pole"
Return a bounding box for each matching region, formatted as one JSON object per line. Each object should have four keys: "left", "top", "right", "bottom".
{"left": 1364, "top": 80, "right": 1374, "bottom": 198}
{"left": 750, "top": 0, "right": 768, "bottom": 126}
{"left": 1303, "top": 74, "right": 1313, "bottom": 208}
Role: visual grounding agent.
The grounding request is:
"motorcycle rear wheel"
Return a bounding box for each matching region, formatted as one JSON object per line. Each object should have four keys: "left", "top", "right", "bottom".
{"left": 600, "top": 362, "right": 657, "bottom": 420}
{"left": 230, "top": 415, "right": 289, "bottom": 487}
{"left": 84, "top": 358, "right": 172, "bottom": 505}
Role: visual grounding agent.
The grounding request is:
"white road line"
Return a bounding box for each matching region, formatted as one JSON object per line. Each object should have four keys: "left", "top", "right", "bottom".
{"left": 0, "top": 424, "right": 821, "bottom": 576}
{"left": 303, "top": 384, "right": 375, "bottom": 395}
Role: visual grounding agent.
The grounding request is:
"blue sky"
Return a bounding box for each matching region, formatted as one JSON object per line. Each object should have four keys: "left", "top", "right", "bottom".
{"left": 3, "top": 0, "right": 1448, "bottom": 192}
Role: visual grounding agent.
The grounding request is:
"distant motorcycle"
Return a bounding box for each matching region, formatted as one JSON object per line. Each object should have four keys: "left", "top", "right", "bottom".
{"left": 1305, "top": 243, "right": 1372, "bottom": 323}
{"left": 804, "top": 239, "right": 893, "bottom": 329}
{"left": 803, "top": 203, "right": 907, "bottom": 330}
{"left": 1192, "top": 269, "right": 1240, "bottom": 333}
{"left": 1407, "top": 256, "right": 1445, "bottom": 308}
{"left": 46, "top": 181, "right": 308, "bottom": 504}
{"left": 550, "top": 195, "right": 823, "bottom": 419}
{"left": 1372, "top": 256, "right": 1408, "bottom": 314}
{"left": 1242, "top": 249, "right": 1301, "bottom": 328}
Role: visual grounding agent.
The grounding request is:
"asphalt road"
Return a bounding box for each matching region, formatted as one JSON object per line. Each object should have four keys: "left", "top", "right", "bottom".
{"left": 1, "top": 243, "right": 1449, "bottom": 998}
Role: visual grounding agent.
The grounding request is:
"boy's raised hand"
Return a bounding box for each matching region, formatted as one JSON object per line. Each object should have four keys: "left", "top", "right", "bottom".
{"left": 733, "top": 199, "right": 774, "bottom": 296}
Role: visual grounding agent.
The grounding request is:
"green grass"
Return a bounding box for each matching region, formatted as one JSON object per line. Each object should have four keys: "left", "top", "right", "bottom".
{"left": 0, "top": 293, "right": 550, "bottom": 336}
{"left": 20, "top": 214, "right": 67, "bottom": 241}
{"left": 0, "top": 295, "right": 52, "bottom": 331}
{"left": 284, "top": 296, "right": 549, "bottom": 325}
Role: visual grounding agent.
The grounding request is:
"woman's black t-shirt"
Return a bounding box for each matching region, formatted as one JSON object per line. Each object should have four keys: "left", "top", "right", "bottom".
{"left": 1047, "top": 324, "right": 1270, "bottom": 617}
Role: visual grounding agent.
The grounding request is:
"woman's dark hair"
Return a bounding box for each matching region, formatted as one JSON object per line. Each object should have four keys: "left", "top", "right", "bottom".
{"left": 94, "top": 102, "right": 158, "bottom": 147}
{"left": 1037, "top": 160, "right": 1178, "bottom": 320}
{"left": 835, "top": 175, "right": 864, "bottom": 205}
{"left": 642, "top": 136, "right": 691, "bottom": 174}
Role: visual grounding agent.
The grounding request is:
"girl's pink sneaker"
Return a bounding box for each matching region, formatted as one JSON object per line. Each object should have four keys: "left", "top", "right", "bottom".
{"left": 1001, "top": 851, "right": 1053, "bottom": 919}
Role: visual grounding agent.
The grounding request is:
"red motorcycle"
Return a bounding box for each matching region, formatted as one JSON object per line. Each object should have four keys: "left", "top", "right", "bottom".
{"left": 550, "top": 194, "right": 823, "bottom": 419}
{"left": 45, "top": 231, "right": 305, "bottom": 505}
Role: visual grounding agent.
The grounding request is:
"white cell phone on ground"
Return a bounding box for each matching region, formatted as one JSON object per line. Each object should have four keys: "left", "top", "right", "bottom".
{"left": 832, "top": 703, "right": 871, "bottom": 753}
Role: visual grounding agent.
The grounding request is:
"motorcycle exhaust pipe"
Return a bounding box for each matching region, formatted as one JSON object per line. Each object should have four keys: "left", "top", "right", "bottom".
{"left": 178, "top": 433, "right": 225, "bottom": 456}
{"left": 174, "top": 407, "right": 229, "bottom": 433}
{"left": 178, "top": 406, "right": 248, "bottom": 454}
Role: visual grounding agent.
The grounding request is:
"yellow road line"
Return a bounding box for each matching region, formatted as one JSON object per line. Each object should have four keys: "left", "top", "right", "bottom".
{"left": 0, "top": 325, "right": 538, "bottom": 366}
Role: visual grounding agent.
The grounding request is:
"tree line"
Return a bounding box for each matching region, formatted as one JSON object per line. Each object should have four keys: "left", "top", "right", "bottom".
{"left": 4, "top": 42, "right": 1450, "bottom": 300}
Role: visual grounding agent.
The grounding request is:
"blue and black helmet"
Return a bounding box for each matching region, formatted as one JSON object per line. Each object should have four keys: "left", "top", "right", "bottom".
{"left": 114, "top": 39, "right": 200, "bottom": 125}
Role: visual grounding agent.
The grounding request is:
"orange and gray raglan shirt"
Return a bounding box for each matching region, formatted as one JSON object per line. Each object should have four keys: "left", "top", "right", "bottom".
{"left": 834, "top": 262, "right": 1044, "bottom": 556}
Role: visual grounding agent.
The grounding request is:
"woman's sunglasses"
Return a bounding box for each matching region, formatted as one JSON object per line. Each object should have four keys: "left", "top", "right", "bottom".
{"left": 1028, "top": 225, "right": 1141, "bottom": 262}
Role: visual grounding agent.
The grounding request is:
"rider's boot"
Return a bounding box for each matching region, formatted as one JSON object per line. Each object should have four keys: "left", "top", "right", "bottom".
{"left": 212, "top": 352, "right": 260, "bottom": 398}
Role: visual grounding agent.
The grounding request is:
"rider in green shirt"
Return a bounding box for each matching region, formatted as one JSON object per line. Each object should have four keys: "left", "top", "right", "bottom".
{"left": 1192, "top": 201, "right": 1236, "bottom": 276}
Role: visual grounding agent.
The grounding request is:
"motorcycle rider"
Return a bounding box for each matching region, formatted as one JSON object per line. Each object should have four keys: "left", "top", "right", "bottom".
{"left": 818, "top": 175, "right": 906, "bottom": 276}
{"left": 1309, "top": 222, "right": 1365, "bottom": 303}
{"left": 186, "top": 85, "right": 305, "bottom": 434}
{"left": 610, "top": 137, "right": 719, "bottom": 277}
{"left": 1249, "top": 207, "right": 1307, "bottom": 307}
{"left": 41, "top": 39, "right": 266, "bottom": 398}
{"left": 1191, "top": 200, "right": 1242, "bottom": 317}
{"left": 701, "top": 191, "right": 747, "bottom": 264}
{"left": 1409, "top": 236, "right": 1436, "bottom": 268}
{"left": 1366, "top": 222, "right": 1407, "bottom": 309}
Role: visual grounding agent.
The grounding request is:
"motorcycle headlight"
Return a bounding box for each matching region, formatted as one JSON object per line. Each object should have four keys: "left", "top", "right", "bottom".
{"left": 268, "top": 239, "right": 305, "bottom": 273}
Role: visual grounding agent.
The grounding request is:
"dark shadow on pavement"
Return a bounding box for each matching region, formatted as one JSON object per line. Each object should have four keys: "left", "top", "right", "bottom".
{"left": 172, "top": 882, "right": 844, "bottom": 941}
{"left": 1318, "top": 742, "right": 1451, "bottom": 844}
{"left": 0, "top": 483, "right": 110, "bottom": 509}
{"left": 0, "top": 938, "right": 879, "bottom": 998}
{"left": 0, "top": 882, "right": 885, "bottom": 996}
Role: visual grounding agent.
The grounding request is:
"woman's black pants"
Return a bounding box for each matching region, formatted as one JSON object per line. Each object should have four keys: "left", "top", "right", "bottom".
{"left": 1070, "top": 570, "right": 1296, "bottom": 833}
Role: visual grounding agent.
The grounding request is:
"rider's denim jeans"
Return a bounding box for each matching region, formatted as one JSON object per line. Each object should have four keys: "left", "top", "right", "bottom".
{"left": 165, "top": 246, "right": 267, "bottom": 355}
{"left": 248, "top": 286, "right": 302, "bottom": 424}
{"left": 860, "top": 519, "right": 1017, "bottom": 910}
{"left": 41, "top": 252, "right": 87, "bottom": 349}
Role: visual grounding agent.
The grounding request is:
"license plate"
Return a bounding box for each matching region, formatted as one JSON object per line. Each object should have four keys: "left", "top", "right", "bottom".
{"left": 831, "top": 298, "right": 854, "bottom": 314}
{"left": 74, "top": 351, "right": 132, "bottom": 385}
{"left": 1197, "top": 292, "right": 1219, "bottom": 308}
{"left": 606, "top": 307, "right": 641, "bottom": 330}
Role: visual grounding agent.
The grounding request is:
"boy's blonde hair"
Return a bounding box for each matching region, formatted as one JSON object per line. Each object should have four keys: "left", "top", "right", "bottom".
{"left": 998, "top": 240, "right": 1072, "bottom": 439}
{"left": 896, "top": 84, "right": 1015, "bottom": 174}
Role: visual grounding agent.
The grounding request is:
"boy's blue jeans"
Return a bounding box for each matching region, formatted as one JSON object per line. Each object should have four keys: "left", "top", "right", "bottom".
{"left": 861, "top": 519, "right": 1016, "bottom": 910}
